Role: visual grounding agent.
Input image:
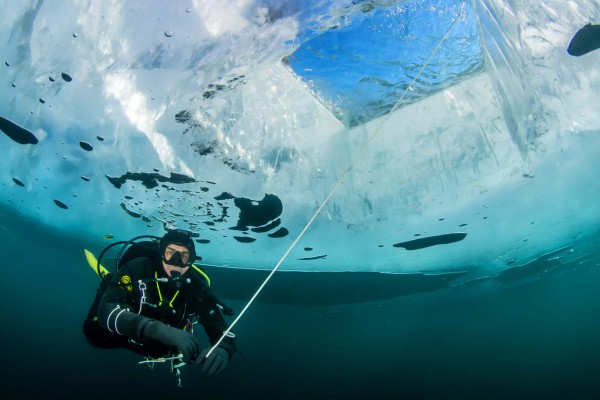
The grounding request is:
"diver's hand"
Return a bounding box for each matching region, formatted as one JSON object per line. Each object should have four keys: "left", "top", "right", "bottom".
{"left": 198, "top": 347, "right": 230, "bottom": 376}
{"left": 142, "top": 320, "right": 200, "bottom": 363}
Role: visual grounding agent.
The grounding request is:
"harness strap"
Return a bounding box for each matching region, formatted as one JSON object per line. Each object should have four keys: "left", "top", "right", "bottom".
{"left": 154, "top": 271, "right": 181, "bottom": 307}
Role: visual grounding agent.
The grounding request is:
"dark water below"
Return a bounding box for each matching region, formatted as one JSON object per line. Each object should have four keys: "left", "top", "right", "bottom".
{"left": 1, "top": 206, "right": 599, "bottom": 399}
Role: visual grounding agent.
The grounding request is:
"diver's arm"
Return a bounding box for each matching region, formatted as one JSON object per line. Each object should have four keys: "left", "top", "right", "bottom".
{"left": 200, "top": 303, "right": 237, "bottom": 357}
{"left": 97, "top": 304, "right": 149, "bottom": 340}
{"left": 96, "top": 259, "right": 150, "bottom": 340}
{"left": 187, "top": 272, "right": 236, "bottom": 353}
{"left": 97, "top": 294, "right": 201, "bottom": 362}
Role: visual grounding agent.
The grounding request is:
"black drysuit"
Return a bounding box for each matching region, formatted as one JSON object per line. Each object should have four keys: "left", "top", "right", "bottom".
{"left": 93, "top": 256, "right": 235, "bottom": 359}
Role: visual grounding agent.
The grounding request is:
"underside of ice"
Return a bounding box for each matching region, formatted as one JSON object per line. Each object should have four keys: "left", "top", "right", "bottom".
{"left": 1, "top": 0, "right": 599, "bottom": 279}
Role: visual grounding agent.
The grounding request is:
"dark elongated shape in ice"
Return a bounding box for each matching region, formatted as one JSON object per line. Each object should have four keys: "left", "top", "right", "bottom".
{"left": 567, "top": 23, "right": 600, "bottom": 56}
{"left": 393, "top": 233, "right": 467, "bottom": 250}
{"left": 0, "top": 116, "right": 38, "bottom": 144}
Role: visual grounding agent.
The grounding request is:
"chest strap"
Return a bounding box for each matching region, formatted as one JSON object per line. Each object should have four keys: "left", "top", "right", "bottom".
{"left": 155, "top": 271, "right": 181, "bottom": 308}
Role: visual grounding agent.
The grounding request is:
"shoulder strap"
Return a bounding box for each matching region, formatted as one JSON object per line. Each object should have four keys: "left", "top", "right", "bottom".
{"left": 191, "top": 264, "right": 211, "bottom": 286}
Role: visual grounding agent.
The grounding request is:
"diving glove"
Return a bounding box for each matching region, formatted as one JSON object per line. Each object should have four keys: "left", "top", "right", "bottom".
{"left": 142, "top": 320, "right": 200, "bottom": 363}
{"left": 198, "top": 347, "right": 230, "bottom": 376}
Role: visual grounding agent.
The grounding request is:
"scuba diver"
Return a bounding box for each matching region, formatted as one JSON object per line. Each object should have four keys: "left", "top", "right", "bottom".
{"left": 83, "top": 229, "right": 236, "bottom": 381}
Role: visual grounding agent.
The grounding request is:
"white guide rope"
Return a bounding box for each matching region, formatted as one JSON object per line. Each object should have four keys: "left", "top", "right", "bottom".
{"left": 205, "top": 9, "right": 463, "bottom": 358}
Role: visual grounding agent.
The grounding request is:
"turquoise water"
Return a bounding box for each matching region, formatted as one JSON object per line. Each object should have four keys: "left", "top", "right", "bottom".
{"left": 2, "top": 1, "right": 600, "bottom": 398}
{"left": 2, "top": 204, "right": 599, "bottom": 399}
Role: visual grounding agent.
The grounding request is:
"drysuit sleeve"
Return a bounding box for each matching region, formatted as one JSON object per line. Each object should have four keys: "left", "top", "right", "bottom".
{"left": 197, "top": 289, "right": 237, "bottom": 358}
{"left": 96, "top": 259, "right": 152, "bottom": 341}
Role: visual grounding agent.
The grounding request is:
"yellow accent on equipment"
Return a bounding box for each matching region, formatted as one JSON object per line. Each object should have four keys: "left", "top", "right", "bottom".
{"left": 84, "top": 249, "right": 110, "bottom": 277}
{"left": 192, "top": 264, "right": 211, "bottom": 286}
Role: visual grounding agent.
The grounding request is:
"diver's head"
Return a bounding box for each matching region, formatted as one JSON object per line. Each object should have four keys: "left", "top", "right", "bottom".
{"left": 159, "top": 229, "right": 197, "bottom": 276}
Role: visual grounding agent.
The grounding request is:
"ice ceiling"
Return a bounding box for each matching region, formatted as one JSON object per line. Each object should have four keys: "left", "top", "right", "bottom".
{"left": 1, "top": 0, "right": 600, "bottom": 278}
